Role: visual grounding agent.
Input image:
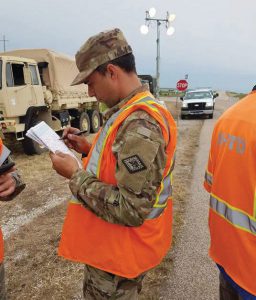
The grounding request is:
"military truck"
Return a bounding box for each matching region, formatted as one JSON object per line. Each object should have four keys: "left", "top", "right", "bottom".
{"left": 138, "top": 74, "right": 157, "bottom": 97}
{"left": 0, "top": 49, "right": 101, "bottom": 154}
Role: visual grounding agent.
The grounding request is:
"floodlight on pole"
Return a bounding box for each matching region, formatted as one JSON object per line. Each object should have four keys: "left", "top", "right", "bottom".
{"left": 167, "top": 26, "right": 175, "bottom": 36}
{"left": 140, "top": 8, "right": 176, "bottom": 98}
{"left": 149, "top": 7, "right": 156, "bottom": 18}
{"left": 140, "top": 25, "right": 149, "bottom": 35}
{"left": 168, "top": 13, "right": 176, "bottom": 22}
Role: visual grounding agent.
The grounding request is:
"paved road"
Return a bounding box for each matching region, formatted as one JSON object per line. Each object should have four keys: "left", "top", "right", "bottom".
{"left": 160, "top": 92, "right": 237, "bottom": 300}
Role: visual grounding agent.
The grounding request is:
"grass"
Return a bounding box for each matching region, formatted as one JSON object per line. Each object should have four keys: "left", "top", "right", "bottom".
{"left": 226, "top": 91, "right": 246, "bottom": 99}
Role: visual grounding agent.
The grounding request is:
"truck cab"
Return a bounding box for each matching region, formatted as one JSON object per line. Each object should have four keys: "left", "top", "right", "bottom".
{"left": 0, "top": 55, "right": 44, "bottom": 138}
{"left": 138, "top": 74, "right": 157, "bottom": 97}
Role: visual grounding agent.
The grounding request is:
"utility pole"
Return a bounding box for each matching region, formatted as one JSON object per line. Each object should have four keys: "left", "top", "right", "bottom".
{"left": 140, "top": 8, "right": 176, "bottom": 99}
{"left": 0, "top": 35, "right": 9, "bottom": 52}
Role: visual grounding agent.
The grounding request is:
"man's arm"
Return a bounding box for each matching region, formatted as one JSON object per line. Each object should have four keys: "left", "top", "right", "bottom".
{"left": 69, "top": 111, "right": 167, "bottom": 226}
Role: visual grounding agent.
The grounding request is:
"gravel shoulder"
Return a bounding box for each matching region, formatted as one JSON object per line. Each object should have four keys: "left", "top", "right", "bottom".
{"left": 160, "top": 117, "right": 218, "bottom": 300}
{"left": 160, "top": 93, "right": 238, "bottom": 300}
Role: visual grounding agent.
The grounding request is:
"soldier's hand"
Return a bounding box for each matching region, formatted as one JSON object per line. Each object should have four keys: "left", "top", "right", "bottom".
{"left": 62, "top": 127, "right": 91, "bottom": 154}
{"left": 49, "top": 151, "right": 79, "bottom": 179}
{"left": 0, "top": 167, "right": 17, "bottom": 198}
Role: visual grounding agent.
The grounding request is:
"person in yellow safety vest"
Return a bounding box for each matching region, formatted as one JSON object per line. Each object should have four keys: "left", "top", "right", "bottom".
{"left": 0, "top": 138, "right": 25, "bottom": 299}
{"left": 49, "top": 28, "right": 177, "bottom": 299}
{"left": 204, "top": 89, "right": 256, "bottom": 299}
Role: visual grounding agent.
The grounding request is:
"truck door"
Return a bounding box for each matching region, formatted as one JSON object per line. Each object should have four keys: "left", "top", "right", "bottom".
{"left": 5, "top": 62, "right": 38, "bottom": 117}
{"left": 28, "top": 64, "right": 44, "bottom": 106}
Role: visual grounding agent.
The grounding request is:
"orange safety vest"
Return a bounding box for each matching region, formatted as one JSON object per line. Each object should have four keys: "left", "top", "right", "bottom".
{"left": 0, "top": 138, "right": 4, "bottom": 262}
{"left": 204, "top": 91, "right": 256, "bottom": 295}
{"left": 59, "top": 91, "right": 177, "bottom": 278}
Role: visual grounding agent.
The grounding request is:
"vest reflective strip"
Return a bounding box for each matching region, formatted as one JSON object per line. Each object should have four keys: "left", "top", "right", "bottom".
{"left": 155, "top": 172, "right": 172, "bottom": 208}
{"left": 70, "top": 195, "right": 81, "bottom": 204}
{"left": 210, "top": 194, "right": 256, "bottom": 235}
{"left": 86, "top": 109, "right": 120, "bottom": 176}
{"left": 147, "top": 171, "right": 173, "bottom": 219}
{"left": 254, "top": 188, "right": 256, "bottom": 219}
{"left": 205, "top": 171, "right": 213, "bottom": 186}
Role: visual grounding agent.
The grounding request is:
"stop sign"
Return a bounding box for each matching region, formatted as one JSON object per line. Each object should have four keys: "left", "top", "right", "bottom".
{"left": 176, "top": 79, "right": 188, "bottom": 91}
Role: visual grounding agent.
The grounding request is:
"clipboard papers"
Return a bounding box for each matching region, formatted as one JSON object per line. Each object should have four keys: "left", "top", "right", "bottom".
{"left": 25, "top": 121, "right": 82, "bottom": 167}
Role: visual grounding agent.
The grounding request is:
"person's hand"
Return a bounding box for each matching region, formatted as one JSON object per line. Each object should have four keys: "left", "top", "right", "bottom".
{"left": 0, "top": 167, "right": 17, "bottom": 198}
{"left": 49, "top": 151, "right": 80, "bottom": 179}
{"left": 62, "top": 127, "right": 91, "bottom": 154}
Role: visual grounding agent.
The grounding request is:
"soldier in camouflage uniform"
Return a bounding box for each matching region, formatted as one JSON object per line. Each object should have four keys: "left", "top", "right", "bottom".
{"left": 0, "top": 140, "right": 25, "bottom": 299}
{"left": 50, "top": 28, "right": 176, "bottom": 299}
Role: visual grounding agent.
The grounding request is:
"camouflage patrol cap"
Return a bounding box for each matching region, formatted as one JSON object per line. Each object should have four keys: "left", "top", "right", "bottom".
{"left": 71, "top": 28, "right": 133, "bottom": 86}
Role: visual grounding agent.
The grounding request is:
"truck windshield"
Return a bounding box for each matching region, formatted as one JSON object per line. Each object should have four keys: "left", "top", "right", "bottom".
{"left": 184, "top": 91, "right": 212, "bottom": 100}
{"left": 0, "top": 60, "right": 2, "bottom": 89}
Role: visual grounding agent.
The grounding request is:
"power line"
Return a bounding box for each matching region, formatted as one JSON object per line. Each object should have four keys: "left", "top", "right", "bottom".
{"left": 0, "top": 35, "right": 9, "bottom": 52}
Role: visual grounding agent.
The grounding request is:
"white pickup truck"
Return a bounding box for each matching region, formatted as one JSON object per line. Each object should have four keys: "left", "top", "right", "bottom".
{"left": 180, "top": 88, "right": 218, "bottom": 119}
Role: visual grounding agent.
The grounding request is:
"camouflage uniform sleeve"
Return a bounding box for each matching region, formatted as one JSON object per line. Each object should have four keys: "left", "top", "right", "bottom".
{"left": 69, "top": 110, "right": 167, "bottom": 226}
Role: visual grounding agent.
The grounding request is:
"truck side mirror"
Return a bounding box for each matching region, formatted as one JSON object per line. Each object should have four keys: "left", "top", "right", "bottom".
{"left": 214, "top": 93, "right": 219, "bottom": 98}
{"left": 180, "top": 97, "right": 183, "bottom": 101}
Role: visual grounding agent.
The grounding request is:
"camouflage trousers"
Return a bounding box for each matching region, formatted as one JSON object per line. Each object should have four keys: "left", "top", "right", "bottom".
{"left": 83, "top": 265, "right": 146, "bottom": 300}
{"left": 0, "top": 263, "right": 6, "bottom": 300}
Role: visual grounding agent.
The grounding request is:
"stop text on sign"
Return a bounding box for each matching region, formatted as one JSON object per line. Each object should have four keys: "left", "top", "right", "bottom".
{"left": 176, "top": 80, "right": 188, "bottom": 91}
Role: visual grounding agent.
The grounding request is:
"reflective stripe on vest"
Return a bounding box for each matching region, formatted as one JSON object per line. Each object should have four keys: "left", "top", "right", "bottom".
{"left": 210, "top": 194, "right": 256, "bottom": 235}
{"left": 86, "top": 95, "right": 173, "bottom": 219}
{"left": 205, "top": 171, "right": 213, "bottom": 186}
{"left": 147, "top": 170, "right": 173, "bottom": 219}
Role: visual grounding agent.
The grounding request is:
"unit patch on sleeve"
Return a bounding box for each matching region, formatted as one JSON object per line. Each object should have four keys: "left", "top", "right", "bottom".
{"left": 122, "top": 155, "right": 147, "bottom": 174}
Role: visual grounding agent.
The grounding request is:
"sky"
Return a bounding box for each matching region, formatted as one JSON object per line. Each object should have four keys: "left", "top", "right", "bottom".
{"left": 0, "top": 0, "right": 255, "bottom": 93}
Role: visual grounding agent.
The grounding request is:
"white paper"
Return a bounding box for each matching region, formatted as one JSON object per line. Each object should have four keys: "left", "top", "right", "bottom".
{"left": 26, "top": 121, "right": 82, "bottom": 167}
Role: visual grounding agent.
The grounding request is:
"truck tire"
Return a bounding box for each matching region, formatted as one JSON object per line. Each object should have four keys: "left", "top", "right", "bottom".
{"left": 209, "top": 113, "right": 213, "bottom": 119}
{"left": 79, "top": 112, "right": 90, "bottom": 134}
{"left": 88, "top": 110, "right": 100, "bottom": 133}
{"left": 22, "top": 119, "right": 47, "bottom": 155}
{"left": 71, "top": 111, "right": 90, "bottom": 134}
{"left": 22, "top": 136, "right": 47, "bottom": 155}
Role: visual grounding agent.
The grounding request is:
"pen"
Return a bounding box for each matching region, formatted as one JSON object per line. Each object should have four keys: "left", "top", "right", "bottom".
{"left": 59, "top": 130, "right": 87, "bottom": 140}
